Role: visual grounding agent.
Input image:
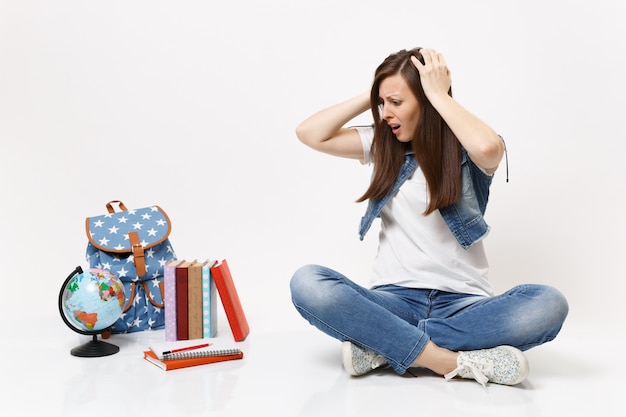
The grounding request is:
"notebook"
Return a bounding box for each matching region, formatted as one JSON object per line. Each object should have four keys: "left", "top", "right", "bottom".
{"left": 144, "top": 347, "right": 243, "bottom": 371}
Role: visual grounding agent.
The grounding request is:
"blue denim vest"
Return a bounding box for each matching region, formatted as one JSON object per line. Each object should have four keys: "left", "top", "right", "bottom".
{"left": 358, "top": 149, "right": 493, "bottom": 249}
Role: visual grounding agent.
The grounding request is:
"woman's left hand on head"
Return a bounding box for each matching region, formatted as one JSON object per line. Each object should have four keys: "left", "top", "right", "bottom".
{"left": 411, "top": 48, "right": 452, "bottom": 101}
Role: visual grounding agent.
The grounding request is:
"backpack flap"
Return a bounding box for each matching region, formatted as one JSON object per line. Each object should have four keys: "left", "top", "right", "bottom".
{"left": 85, "top": 204, "right": 172, "bottom": 278}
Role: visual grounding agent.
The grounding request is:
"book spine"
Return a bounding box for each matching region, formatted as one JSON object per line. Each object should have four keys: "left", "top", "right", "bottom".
{"left": 187, "top": 261, "right": 203, "bottom": 340}
{"left": 176, "top": 262, "right": 190, "bottom": 340}
{"left": 164, "top": 260, "right": 182, "bottom": 341}
{"left": 210, "top": 259, "right": 250, "bottom": 341}
{"left": 202, "top": 260, "right": 217, "bottom": 338}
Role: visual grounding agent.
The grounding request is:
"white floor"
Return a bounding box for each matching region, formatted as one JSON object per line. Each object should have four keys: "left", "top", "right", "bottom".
{"left": 2, "top": 315, "right": 621, "bottom": 417}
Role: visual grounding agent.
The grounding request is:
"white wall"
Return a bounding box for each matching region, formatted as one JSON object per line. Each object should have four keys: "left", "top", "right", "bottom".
{"left": 2, "top": 0, "right": 624, "bottom": 338}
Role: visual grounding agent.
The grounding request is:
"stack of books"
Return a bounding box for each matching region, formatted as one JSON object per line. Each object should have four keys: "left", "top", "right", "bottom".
{"left": 163, "top": 258, "right": 249, "bottom": 342}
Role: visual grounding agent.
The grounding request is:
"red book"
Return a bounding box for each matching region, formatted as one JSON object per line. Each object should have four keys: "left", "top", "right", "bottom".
{"left": 175, "top": 261, "right": 192, "bottom": 340}
{"left": 210, "top": 259, "right": 249, "bottom": 341}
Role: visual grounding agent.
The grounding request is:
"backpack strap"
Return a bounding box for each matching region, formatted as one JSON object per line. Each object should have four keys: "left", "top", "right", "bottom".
{"left": 105, "top": 200, "right": 128, "bottom": 213}
{"left": 122, "top": 282, "right": 136, "bottom": 313}
{"left": 128, "top": 231, "right": 147, "bottom": 277}
{"left": 142, "top": 281, "right": 165, "bottom": 308}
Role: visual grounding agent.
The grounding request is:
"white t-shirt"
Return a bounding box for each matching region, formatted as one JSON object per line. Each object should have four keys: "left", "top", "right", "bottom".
{"left": 356, "top": 126, "right": 493, "bottom": 297}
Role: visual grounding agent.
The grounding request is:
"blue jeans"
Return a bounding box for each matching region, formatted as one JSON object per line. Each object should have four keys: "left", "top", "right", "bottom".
{"left": 290, "top": 264, "right": 569, "bottom": 375}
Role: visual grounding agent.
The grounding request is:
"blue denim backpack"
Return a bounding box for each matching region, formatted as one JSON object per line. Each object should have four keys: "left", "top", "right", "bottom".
{"left": 85, "top": 200, "right": 177, "bottom": 333}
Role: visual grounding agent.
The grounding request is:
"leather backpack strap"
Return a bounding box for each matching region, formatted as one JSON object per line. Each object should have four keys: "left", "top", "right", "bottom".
{"left": 105, "top": 200, "right": 128, "bottom": 213}
{"left": 142, "top": 281, "right": 165, "bottom": 308}
{"left": 122, "top": 282, "right": 136, "bottom": 313}
{"left": 128, "top": 231, "right": 147, "bottom": 277}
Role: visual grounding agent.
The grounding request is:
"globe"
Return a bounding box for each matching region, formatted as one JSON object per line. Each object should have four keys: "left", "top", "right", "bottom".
{"left": 58, "top": 266, "right": 125, "bottom": 357}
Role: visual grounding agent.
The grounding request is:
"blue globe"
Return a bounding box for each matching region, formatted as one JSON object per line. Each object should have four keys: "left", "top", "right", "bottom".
{"left": 60, "top": 267, "right": 125, "bottom": 333}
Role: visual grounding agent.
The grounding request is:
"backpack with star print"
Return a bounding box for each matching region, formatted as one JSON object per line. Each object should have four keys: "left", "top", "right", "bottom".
{"left": 85, "top": 200, "right": 177, "bottom": 333}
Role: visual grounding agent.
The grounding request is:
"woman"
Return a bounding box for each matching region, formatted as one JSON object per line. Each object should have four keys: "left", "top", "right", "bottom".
{"left": 290, "top": 47, "right": 568, "bottom": 386}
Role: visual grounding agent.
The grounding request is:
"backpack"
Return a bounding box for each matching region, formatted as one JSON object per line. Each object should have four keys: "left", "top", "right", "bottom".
{"left": 85, "top": 200, "right": 177, "bottom": 333}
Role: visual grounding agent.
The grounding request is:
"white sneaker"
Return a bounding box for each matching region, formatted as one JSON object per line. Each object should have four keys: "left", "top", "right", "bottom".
{"left": 444, "top": 345, "right": 529, "bottom": 386}
{"left": 341, "top": 341, "right": 388, "bottom": 376}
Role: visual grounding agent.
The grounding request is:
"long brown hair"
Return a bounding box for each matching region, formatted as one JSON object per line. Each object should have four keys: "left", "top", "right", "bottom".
{"left": 357, "top": 48, "right": 462, "bottom": 215}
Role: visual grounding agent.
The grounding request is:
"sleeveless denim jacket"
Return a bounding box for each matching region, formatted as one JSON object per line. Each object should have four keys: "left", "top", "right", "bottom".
{"left": 358, "top": 149, "right": 493, "bottom": 250}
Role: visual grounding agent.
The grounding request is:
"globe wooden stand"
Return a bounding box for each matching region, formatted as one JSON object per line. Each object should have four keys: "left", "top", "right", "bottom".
{"left": 71, "top": 334, "right": 120, "bottom": 357}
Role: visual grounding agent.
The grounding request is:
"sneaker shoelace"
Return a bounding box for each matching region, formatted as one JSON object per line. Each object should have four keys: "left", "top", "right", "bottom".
{"left": 444, "top": 358, "right": 492, "bottom": 387}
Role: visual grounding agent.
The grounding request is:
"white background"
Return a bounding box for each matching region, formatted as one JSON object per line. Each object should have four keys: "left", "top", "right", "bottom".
{"left": 1, "top": 0, "right": 625, "bottom": 345}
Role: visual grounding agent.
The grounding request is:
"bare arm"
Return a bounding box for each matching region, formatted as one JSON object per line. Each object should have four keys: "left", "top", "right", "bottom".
{"left": 412, "top": 50, "right": 505, "bottom": 174}
{"left": 295, "top": 92, "right": 370, "bottom": 161}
